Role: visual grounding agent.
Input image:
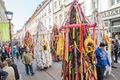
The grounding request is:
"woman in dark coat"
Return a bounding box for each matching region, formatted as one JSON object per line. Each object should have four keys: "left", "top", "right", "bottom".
{"left": 6, "top": 58, "right": 20, "bottom": 80}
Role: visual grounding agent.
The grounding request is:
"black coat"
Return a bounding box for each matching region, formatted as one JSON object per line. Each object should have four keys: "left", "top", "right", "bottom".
{"left": 114, "top": 42, "right": 119, "bottom": 53}
{"left": 11, "top": 64, "right": 20, "bottom": 80}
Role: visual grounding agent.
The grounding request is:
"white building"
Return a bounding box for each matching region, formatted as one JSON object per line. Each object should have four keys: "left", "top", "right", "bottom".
{"left": 0, "top": 0, "right": 7, "bottom": 23}
{"left": 35, "top": 0, "right": 54, "bottom": 29}
{"left": 56, "top": 0, "right": 120, "bottom": 38}
{"left": 15, "top": 0, "right": 120, "bottom": 39}
{"left": 53, "top": 0, "right": 85, "bottom": 28}
{"left": 91, "top": 0, "right": 120, "bottom": 38}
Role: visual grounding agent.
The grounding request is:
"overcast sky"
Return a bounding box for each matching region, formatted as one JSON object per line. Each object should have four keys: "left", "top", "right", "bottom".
{"left": 4, "top": 0, "right": 43, "bottom": 33}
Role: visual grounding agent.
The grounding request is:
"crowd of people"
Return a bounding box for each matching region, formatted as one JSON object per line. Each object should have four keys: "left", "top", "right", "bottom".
{"left": 0, "top": 42, "right": 35, "bottom": 80}
{"left": 0, "top": 38, "right": 119, "bottom": 80}
{"left": 0, "top": 43, "right": 24, "bottom": 62}
{"left": 0, "top": 58, "right": 19, "bottom": 80}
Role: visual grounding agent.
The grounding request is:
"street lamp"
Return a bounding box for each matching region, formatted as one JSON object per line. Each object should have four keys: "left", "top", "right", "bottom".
{"left": 5, "top": 11, "right": 13, "bottom": 61}
{"left": 5, "top": 11, "right": 13, "bottom": 21}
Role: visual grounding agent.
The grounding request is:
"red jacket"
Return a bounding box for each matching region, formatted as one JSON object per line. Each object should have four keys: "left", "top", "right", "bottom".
{"left": 5, "top": 47, "right": 11, "bottom": 54}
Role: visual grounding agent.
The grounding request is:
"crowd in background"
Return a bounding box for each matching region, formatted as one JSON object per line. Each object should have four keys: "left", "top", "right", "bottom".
{"left": 0, "top": 42, "right": 26, "bottom": 80}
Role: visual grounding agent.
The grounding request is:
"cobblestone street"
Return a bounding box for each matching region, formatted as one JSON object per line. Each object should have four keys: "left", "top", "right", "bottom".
{"left": 104, "top": 63, "right": 120, "bottom": 80}
{"left": 16, "top": 60, "right": 62, "bottom": 80}
{"left": 15, "top": 59, "right": 120, "bottom": 80}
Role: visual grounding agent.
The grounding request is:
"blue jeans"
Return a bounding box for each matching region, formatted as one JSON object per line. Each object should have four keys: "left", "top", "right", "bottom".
{"left": 25, "top": 64, "right": 34, "bottom": 75}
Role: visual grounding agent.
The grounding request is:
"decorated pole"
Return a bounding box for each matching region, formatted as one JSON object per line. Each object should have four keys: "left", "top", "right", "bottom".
{"left": 61, "top": 0, "right": 97, "bottom": 80}
{"left": 80, "top": 23, "right": 83, "bottom": 80}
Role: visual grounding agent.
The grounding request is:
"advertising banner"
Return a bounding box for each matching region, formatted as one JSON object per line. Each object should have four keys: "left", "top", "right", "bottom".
{"left": 0, "top": 23, "right": 10, "bottom": 42}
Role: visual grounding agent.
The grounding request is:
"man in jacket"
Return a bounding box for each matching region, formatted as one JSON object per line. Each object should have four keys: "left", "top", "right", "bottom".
{"left": 22, "top": 50, "right": 34, "bottom": 75}
{"left": 95, "top": 42, "right": 110, "bottom": 80}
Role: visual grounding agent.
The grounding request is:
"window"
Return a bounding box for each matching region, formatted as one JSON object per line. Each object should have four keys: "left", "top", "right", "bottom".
{"left": 45, "top": 20, "right": 46, "bottom": 26}
{"left": 42, "top": 11, "right": 44, "bottom": 18}
{"left": 111, "top": 0, "right": 120, "bottom": 5}
{"left": 54, "top": 1, "right": 57, "bottom": 10}
{"left": 93, "top": 0, "right": 99, "bottom": 10}
{"left": 55, "top": 16, "right": 58, "bottom": 24}
{"left": 104, "top": 21, "right": 109, "bottom": 27}
{"left": 48, "top": 4, "right": 51, "bottom": 13}
{"left": 59, "top": 14, "right": 63, "bottom": 25}
{"left": 44, "top": 9, "right": 46, "bottom": 16}
{"left": 111, "top": 0, "right": 115, "bottom": 5}
{"left": 112, "top": 20, "right": 120, "bottom": 26}
{"left": 58, "top": 0, "right": 61, "bottom": 6}
{"left": 49, "top": 17, "right": 51, "bottom": 24}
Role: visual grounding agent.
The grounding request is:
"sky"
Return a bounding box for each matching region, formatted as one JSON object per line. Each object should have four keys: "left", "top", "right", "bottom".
{"left": 4, "top": 0, "right": 43, "bottom": 33}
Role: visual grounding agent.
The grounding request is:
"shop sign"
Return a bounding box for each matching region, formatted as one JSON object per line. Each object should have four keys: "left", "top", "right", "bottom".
{"left": 102, "top": 6, "right": 120, "bottom": 18}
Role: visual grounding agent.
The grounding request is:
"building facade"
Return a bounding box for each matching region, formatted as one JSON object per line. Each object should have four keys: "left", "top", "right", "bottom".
{"left": 0, "top": 0, "right": 7, "bottom": 23}
{"left": 35, "top": 0, "right": 54, "bottom": 29}
{"left": 53, "top": 0, "right": 85, "bottom": 28}
{"left": 0, "top": 0, "right": 15, "bottom": 44}
{"left": 15, "top": 0, "right": 120, "bottom": 40}
{"left": 101, "top": 0, "right": 120, "bottom": 38}
{"left": 89, "top": 0, "right": 120, "bottom": 38}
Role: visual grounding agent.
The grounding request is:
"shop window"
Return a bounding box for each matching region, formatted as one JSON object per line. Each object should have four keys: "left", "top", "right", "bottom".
{"left": 111, "top": 0, "right": 115, "bottom": 5}
{"left": 112, "top": 20, "right": 120, "bottom": 26}
{"left": 104, "top": 22, "right": 109, "bottom": 27}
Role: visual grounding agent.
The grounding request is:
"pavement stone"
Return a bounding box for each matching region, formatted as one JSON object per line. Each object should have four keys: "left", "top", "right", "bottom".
{"left": 104, "top": 62, "right": 120, "bottom": 80}
{"left": 15, "top": 59, "right": 120, "bottom": 80}
{"left": 45, "top": 62, "right": 62, "bottom": 80}
{"left": 16, "top": 59, "right": 62, "bottom": 80}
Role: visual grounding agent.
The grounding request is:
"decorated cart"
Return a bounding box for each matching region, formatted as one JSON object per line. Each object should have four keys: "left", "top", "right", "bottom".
{"left": 50, "top": 25, "right": 64, "bottom": 61}
{"left": 23, "top": 31, "right": 34, "bottom": 53}
{"left": 50, "top": 25, "right": 59, "bottom": 61}
{"left": 34, "top": 22, "right": 52, "bottom": 70}
{"left": 61, "top": 0, "right": 97, "bottom": 80}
